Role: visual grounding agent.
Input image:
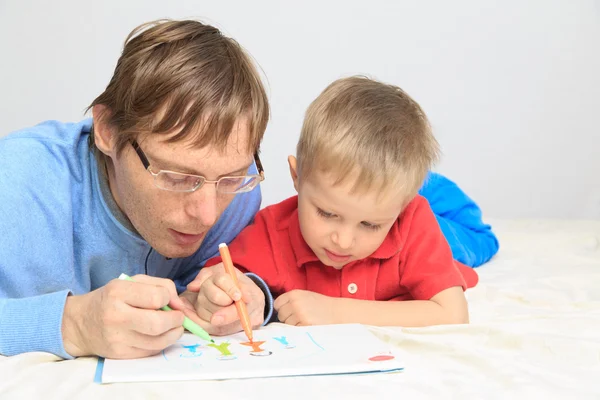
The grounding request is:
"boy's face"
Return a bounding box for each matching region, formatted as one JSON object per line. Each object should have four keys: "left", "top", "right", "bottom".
{"left": 289, "top": 157, "right": 405, "bottom": 269}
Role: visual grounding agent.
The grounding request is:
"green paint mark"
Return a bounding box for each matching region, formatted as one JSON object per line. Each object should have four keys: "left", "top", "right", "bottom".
{"left": 208, "top": 342, "right": 233, "bottom": 356}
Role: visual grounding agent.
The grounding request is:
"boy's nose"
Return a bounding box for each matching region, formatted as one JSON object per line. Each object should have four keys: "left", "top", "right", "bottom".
{"left": 332, "top": 227, "right": 354, "bottom": 250}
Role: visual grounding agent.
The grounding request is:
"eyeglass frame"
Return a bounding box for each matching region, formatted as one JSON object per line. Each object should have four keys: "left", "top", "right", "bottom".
{"left": 130, "top": 140, "right": 265, "bottom": 193}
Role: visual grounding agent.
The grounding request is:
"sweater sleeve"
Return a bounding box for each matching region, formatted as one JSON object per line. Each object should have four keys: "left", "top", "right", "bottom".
{"left": 418, "top": 172, "right": 499, "bottom": 267}
{"left": 0, "top": 291, "right": 73, "bottom": 359}
{"left": 0, "top": 133, "right": 82, "bottom": 359}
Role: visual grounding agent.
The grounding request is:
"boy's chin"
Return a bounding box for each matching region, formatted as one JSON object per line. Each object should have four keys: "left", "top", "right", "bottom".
{"left": 318, "top": 257, "right": 347, "bottom": 270}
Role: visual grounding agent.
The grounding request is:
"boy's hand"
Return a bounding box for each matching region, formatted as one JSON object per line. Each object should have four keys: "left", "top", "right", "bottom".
{"left": 182, "top": 263, "right": 265, "bottom": 335}
{"left": 274, "top": 290, "right": 338, "bottom": 326}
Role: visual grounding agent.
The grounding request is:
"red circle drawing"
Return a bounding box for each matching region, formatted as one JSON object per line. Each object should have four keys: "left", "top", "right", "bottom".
{"left": 369, "top": 355, "right": 395, "bottom": 362}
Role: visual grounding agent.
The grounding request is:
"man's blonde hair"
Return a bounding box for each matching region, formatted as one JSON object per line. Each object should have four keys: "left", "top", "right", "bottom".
{"left": 88, "top": 19, "right": 269, "bottom": 168}
{"left": 296, "top": 76, "right": 439, "bottom": 201}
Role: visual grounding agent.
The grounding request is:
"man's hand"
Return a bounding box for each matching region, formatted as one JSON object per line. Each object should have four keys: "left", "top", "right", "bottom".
{"left": 274, "top": 290, "right": 339, "bottom": 326}
{"left": 62, "top": 275, "right": 186, "bottom": 359}
{"left": 183, "top": 263, "right": 265, "bottom": 335}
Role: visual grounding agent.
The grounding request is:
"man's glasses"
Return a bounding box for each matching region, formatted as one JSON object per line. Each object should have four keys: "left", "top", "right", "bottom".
{"left": 131, "top": 140, "right": 265, "bottom": 194}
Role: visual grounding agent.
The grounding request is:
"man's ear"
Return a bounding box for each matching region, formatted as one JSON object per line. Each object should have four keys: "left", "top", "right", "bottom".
{"left": 288, "top": 155, "right": 299, "bottom": 192}
{"left": 92, "top": 104, "right": 114, "bottom": 156}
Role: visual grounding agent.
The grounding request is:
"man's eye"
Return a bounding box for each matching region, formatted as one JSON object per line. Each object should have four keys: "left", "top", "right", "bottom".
{"left": 165, "top": 174, "right": 189, "bottom": 183}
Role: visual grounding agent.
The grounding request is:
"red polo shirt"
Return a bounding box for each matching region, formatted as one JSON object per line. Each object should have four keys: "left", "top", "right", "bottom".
{"left": 206, "top": 195, "right": 478, "bottom": 301}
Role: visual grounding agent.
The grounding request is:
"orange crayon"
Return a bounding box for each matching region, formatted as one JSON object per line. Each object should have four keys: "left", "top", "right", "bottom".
{"left": 219, "top": 243, "right": 253, "bottom": 343}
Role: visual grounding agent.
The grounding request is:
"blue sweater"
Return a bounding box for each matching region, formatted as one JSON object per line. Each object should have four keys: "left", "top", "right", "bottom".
{"left": 0, "top": 119, "right": 270, "bottom": 359}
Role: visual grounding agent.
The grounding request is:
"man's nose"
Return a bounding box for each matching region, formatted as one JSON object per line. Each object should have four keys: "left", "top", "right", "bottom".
{"left": 185, "top": 182, "right": 219, "bottom": 227}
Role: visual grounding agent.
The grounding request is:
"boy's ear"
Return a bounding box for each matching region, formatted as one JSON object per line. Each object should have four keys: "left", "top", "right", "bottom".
{"left": 92, "top": 104, "right": 115, "bottom": 156}
{"left": 287, "top": 155, "right": 299, "bottom": 192}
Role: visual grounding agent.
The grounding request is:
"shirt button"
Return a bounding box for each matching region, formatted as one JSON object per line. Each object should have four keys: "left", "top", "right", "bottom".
{"left": 347, "top": 283, "right": 358, "bottom": 294}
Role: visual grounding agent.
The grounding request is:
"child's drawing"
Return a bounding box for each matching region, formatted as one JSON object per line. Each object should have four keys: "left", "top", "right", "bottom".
{"left": 241, "top": 340, "right": 272, "bottom": 356}
{"left": 100, "top": 324, "right": 404, "bottom": 383}
{"left": 273, "top": 336, "right": 296, "bottom": 349}
{"left": 208, "top": 341, "right": 237, "bottom": 360}
{"left": 180, "top": 344, "right": 203, "bottom": 358}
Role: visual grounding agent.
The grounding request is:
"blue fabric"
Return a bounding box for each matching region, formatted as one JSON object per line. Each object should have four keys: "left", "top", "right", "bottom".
{"left": 419, "top": 172, "right": 499, "bottom": 267}
{"left": 0, "top": 119, "right": 271, "bottom": 358}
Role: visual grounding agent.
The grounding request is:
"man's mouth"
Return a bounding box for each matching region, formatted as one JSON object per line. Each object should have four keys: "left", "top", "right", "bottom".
{"left": 169, "top": 229, "right": 206, "bottom": 246}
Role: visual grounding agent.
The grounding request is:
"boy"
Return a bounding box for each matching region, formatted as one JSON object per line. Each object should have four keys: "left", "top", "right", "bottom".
{"left": 195, "top": 76, "right": 478, "bottom": 327}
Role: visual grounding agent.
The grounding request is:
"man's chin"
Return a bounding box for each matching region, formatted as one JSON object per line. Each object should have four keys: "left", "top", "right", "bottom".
{"left": 158, "top": 242, "right": 203, "bottom": 259}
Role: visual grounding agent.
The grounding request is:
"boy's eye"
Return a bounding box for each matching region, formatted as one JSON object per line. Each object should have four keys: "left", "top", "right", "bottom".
{"left": 316, "top": 208, "right": 335, "bottom": 218}
{"left": 361, "top": 221, "right": 381, "bottom": 231}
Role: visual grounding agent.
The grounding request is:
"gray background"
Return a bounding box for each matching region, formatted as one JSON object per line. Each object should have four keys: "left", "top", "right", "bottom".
{"left": 1, "top": 0, "right": 598, "bottom": 218}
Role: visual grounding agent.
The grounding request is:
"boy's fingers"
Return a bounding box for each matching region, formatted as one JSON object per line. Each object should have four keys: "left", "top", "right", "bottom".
{"left": 273, "top": 292, "right": 289, "bottom": 311}
{"left": 213, "top": 274, "right": 242, "bottom": 301}
{"left": 186, "top": 267, "right": 215, "bottom": 292}
{"left": 211, "top": 303, "right": 242, "bottom": 326}
{"left": 203, "top": 280, "right": 237, "bottom": 307}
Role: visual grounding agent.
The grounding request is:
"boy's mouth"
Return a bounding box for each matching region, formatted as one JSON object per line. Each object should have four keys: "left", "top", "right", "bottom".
{"left": 324, "top": 249, "right": 352, "bottom": 263}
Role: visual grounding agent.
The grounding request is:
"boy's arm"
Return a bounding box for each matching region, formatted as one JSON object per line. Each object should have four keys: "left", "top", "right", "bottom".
{"left": 329, "top": 286, "right": 468, "bottom": 326}
{"left": 192, "top": 207, "right": 285, "bottom": 324}
{"left": 275, "top": 286, "right": 467, "bottom": 327}
{"left": 419, "top": 172, "right": 499, "bottom": 267}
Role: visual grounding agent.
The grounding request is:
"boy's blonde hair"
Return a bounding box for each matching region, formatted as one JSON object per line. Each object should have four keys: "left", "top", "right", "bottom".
{"left": 296, "top": 76, "right": 439, "bottom": 202}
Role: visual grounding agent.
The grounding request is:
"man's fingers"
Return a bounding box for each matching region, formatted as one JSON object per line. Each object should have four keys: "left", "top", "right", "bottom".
{"left": 118, "top": 281, "right": 171, "bottom": 310}
{"left": 131, "top": 326, "right": 185, "bottom": 352}
{"left": 180, "top": 306, "right": 211, "bottom": 329}
{"left": 127, "top": 307, "right": 185, "bottom": 336}
{"left": 130, "top": 274, "right": 185, "bottom": 309}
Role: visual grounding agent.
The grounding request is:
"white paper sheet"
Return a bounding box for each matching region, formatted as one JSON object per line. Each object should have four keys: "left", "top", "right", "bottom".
{"left": 98, "top": 323, "right": 403, "bottom": 383}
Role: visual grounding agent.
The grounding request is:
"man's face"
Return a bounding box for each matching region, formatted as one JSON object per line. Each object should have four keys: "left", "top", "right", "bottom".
{"left": 107, "top": 119, "right": 254, "bottom": 258}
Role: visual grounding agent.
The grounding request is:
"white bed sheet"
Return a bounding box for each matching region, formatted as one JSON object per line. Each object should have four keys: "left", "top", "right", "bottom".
{"left": 1, "top": 219, "right": 599, "bottom": 399}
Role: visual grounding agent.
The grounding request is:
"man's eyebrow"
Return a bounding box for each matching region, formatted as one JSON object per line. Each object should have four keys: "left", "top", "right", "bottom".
{"left": 148, "top": 153, "right": 252, "bottom": 177}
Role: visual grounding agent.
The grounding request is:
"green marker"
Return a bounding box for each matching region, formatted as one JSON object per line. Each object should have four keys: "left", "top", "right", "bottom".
{"left": 118, "top": 273, "right": 214, "bottom": 342}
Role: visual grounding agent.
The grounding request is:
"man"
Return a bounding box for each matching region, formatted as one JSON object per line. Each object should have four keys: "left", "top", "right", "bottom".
{"left": 0, "top": 19, "right": 498, "bottom": 360}
{"left": 0, "top": 19, "right": 272, "bottom": 360}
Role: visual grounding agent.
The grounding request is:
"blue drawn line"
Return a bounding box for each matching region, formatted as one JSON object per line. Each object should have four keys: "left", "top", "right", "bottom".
{"left": 273, "top": 336, "right": 289, "bottom": 346}
{"left": 306, "top": 332, "right": 325, "bottom": 351}
{"left": 182, "top": 344, "right": 201, "bottom": 353}
{"left": 162, "top": 350, "right": 168, "bottom": 361}
{"left": 94, "top": 358, "right": 105, "bottom": 384}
